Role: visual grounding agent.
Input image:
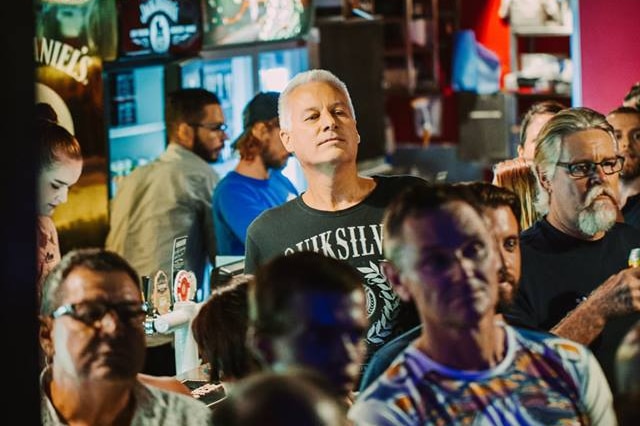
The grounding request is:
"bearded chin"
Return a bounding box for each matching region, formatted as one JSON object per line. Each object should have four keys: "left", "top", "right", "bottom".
{"left": 193, "top": 138, "right": 218, "bottom": 164}
{"left": 621, "top": 162, "right": 640, "bottom": 182}
{"left": 577, "top": 201, "right": 617, "bottom": 236}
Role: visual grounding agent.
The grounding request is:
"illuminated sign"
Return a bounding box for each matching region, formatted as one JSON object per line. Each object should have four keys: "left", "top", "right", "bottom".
{"left": 118, "top": 0, "right": 202, "bottom": 58}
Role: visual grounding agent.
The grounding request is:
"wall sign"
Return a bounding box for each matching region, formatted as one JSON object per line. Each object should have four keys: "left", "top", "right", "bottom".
{"left": 117, "top": 0, "right": 202, "bottom": 58}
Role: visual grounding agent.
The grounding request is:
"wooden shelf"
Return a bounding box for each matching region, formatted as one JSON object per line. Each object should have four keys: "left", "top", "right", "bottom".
{"left": 383, "top": 17, "right": 405, "bottom": 24}
{"left": 512, "top": 25, "right": 572, "bottom": 36}
{"left": 509, "top": 15, "right": 575, "bottom": 117}
{"left": 511, "top": 91, "right": 571, "bottom": 99}
{"left": 109, "top": 121, "right": 165, "bottom": 139}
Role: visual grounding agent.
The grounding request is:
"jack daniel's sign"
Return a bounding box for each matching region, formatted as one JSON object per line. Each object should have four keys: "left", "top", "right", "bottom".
{"left": 34, "top": 0, "right": 115, "bottom": 251}
{"left": 117, "top": 0, "right": 202, "bottom": 58}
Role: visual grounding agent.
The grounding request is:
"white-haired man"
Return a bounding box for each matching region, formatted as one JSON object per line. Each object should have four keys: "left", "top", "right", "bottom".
{"left": 506, "top": 107, "right": 640, "bottom": 392}
{"left": 244, "top": 69, "right": 427, "bottom": 372}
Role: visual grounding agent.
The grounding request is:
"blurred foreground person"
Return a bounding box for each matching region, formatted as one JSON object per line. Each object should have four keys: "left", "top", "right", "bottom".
{"left": 615, "top": 319, "right": 640, "bottom": 425}
{"left": 359, "top": 182, "right": 524, "bottom": 391}
{"left": 39, "top": 248, "right": 212, "bottom": 425}
{"left": 212, "top": 370, "right": 349, "bottom": 426}
{"left": 349, "top": 184, "right": 615, "bottom": 425}
{"left": 248, "top": 251, "right": 368, "bottom": 403}
{"left": 191, "top": 274, "right": 260, "bottom": 384}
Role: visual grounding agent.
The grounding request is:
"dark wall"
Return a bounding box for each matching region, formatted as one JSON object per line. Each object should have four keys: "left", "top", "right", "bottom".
{"left": 1, "top": 1, "right": 40, "bottom": 422}
{"left": 312, "top": 16, "right": 387, "bottom": 162}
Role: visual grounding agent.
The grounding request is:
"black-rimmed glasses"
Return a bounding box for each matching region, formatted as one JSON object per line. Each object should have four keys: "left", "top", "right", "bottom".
{"left": 190, "top": 122, "right": 228, "bottom": 133}
{"left": 51, "top": 301, "right": 148, "bottom": 326}
{"left": 556, "top": 156, "right": 625, "bottom": 178}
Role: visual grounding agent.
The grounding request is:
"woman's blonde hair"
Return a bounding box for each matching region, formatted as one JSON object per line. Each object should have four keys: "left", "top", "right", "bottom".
{"left": 492, "top": 157, "right": 541, "bottom": 230}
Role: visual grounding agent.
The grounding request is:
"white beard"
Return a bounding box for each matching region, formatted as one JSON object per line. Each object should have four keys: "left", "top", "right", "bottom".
{"left": 577, "top": 199, "right": 617, "bottom": 236}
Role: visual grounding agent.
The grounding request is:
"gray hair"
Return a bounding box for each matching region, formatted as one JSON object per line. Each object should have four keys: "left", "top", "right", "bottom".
{"left": 533, "top": 107, "right": 616, "bottom": 215}
{"left": 278, "top": 69, "right": 356, "bottom": 131}
{"left": 40, "top": 248, "right": 141, "bottom": 316}
{"left": 519, "top": 100, "right": 566, "bottom": 147}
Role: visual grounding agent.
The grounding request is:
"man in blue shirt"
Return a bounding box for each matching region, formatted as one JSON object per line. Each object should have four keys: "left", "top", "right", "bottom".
{"left": 213, "top": 92, "right": 298, "bottom": 255}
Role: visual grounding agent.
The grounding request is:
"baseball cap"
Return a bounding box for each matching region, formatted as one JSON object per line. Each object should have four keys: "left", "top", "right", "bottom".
{"left": 232, "top": 91, "right": 280, "bottom": 149}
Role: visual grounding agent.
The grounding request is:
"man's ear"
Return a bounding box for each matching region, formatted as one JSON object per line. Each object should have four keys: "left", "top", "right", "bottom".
{"left": 280, "top": 129, "right": 294, "bottom": 153}
{"left": 250, "top": 122, "right": 268, "bottom": 140}
{"left": 39, "top": 316, "right": 54, "bottom": 361}
{"left": 176, "top": 122, "right": 194, "bottom": 149}
{"left": 536, "top": 165, "right": 552, "bottom": 193}
{"left": 380, "top": 260, "right": 412, "bottom": 302}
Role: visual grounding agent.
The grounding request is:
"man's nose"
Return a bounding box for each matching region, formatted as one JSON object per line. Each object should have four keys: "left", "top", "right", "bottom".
{"left": 620, "top": 136, "right": 629, "bottom": 152}
{"left": 589, "top": 164, "right": 607, "bottom": 183}
{"left": 451, "top": 253, "right": 476, "bottom": 281}
{"left": 320, "top": 111, "right": 337, "bottom": 131}
{"left": 97, "top": 310, "right": 119, "bottom": 333}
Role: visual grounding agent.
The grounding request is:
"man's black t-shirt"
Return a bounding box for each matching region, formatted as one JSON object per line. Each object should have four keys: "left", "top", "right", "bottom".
{"left": 505, "top": 218, "right": 640, "bottom": 390}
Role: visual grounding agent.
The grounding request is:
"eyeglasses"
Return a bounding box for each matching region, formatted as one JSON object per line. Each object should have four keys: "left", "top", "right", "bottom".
{"left": 556, "top": 156, "right": 625, "bottom": 178}
{"left": 190, "top": 122, "right": 227, "bottom": 133}
{"left": 51, "top": 301, "right": 148, "bottom": 327}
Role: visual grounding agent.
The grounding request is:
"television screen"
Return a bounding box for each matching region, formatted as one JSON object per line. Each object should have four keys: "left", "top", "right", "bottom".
{"left": 202, "top": 0, "right": 314, "bottom": 48}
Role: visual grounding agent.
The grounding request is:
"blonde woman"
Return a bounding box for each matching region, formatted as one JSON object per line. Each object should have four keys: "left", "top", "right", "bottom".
{"left": 492, "top": 157, "right": 541, "bottom": 230}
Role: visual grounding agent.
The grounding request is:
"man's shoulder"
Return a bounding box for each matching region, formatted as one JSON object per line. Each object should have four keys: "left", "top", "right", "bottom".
{"left": 118, "top": 153, "right": 200, "bottom": 186}
{"left": 359, "top": 326, "right": 421, "bottom": 392}
{"left": 623, "top": 192, "right": 640, "bottom": 211}
{"left": 519, "top": 220, "right": 545, "bottom": 244}
{"left": 623, "top": 193, "right": 640, "bottom": 229}
{"left": 512, "top": 325, "right": 589, "bottom": 360}
{"left": 374, "top": 174, "right": 429, "bottom": 189}
{"left": 270, "top": 169, "right": 298, "bottom": 191}
{"left": 375, "top": 326, "right": 421, "bottom": 360}
{"left": 519, "top": 219, "right": 640, "bottom": 251}
{"left": 214, "top": 172, "right": 252, "bottom": 192}
{"left": 136, "top": 382, "right": 212, "bottom": 422}
{"left": 247, "top": 197, "right": 300, "bottom": 228}
{"left": 609, "top": 221, "right": 640, "bottom": 238}
{"left": 364, "top": 174, "right": 429, "bottom": 206}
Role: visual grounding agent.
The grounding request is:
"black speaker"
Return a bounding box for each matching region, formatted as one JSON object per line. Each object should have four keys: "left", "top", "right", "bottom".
{"left": 311, "top": 17, "right": 386, "bottom": 163}
{"left": 456, "top": 92, "right": 517, "bottom": 163}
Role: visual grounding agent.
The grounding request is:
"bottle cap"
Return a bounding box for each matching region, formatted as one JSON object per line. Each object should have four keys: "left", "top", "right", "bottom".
{"left": 629, "top": 248, "right": 640, "bottom": 268}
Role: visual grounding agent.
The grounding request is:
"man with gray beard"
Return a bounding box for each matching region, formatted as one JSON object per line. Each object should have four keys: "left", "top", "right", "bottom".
{"left": 607, "top": 106, "right": 640, "bottom": 229}
{"left": 505, "top": 107, "right": 640, "bottom": 393}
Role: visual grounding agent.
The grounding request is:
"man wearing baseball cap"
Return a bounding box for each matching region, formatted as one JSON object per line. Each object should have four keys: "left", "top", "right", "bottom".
{"left": 213, "top": 92, "right": 299, "bottom": 255}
